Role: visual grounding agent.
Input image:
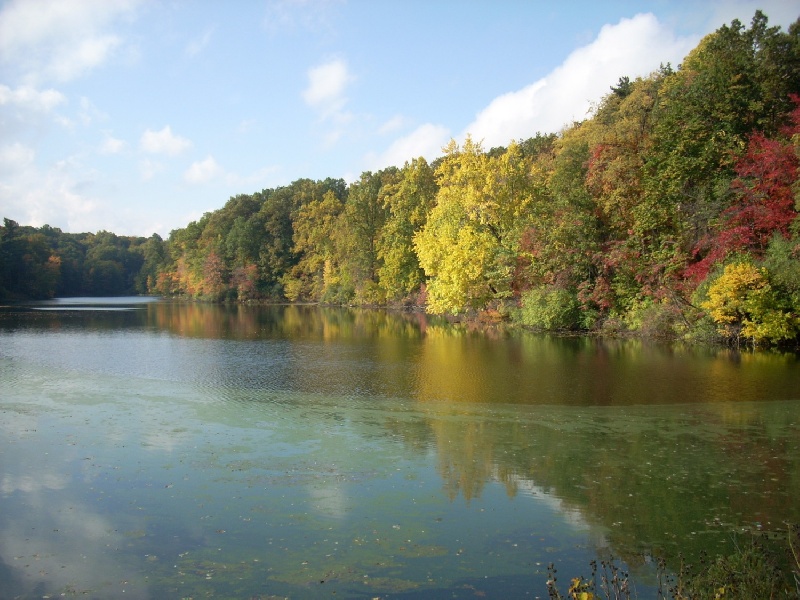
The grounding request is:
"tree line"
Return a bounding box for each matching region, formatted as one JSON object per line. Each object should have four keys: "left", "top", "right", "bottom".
{"left": 0, "top": 219, "right": 165, "bottom": 299}
{"left": 2, "top": 12, "right": 800, "bottom": 346}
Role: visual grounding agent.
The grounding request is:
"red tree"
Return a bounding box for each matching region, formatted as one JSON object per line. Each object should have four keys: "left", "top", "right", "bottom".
{"left": 686, "top": 98, "right": 800, "bottom": 281}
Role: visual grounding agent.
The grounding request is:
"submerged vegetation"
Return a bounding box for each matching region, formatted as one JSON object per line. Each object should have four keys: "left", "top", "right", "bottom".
{"left": 2, "top": 11, "right": 800, "bottom": 347}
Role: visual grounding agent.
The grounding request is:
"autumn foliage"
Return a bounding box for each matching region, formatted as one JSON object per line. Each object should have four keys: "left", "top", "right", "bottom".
{"left": 687, "top": 108, "right": 800, "bottom": 281}
{"left": 3, "top": 11, "right": 800, "bottom": 346}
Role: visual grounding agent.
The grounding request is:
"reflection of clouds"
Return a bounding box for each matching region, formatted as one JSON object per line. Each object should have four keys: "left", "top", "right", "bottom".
{"left": 141, "top": 425, "right": 191, "bottom": 452}
{"left": 0, "top": 497, "right": 150, "bottom": 599}
{"left": 515, "top": 477, "right": 588, "bottom": 528}
{"left": 1, "top": 472, "right": 67, "bottom": 494}
{"left": 507, "top": 473, "right": 610, "bottom": 550}
{"left": 0, "top": 409, "right": 39, "bottom": 435}
{"left": 307, "top": 482, "right": 349, "bottom": 519}
{"left": 103, "top": 421, "right": 128, "bottom": 445}
{"left": 0, "top": 397, "right": 159, "bottom": 597}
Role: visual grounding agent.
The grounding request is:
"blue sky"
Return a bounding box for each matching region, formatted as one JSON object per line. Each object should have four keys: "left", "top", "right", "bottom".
{"left": 1, "top": 0, "right": 798, "bottom": 238}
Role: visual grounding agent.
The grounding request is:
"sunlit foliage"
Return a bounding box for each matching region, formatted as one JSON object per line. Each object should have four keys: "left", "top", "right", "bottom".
{"left": 701, "top": 261, "right": 800, "bottom": 345}
{"left": 2, "top": 11, "right": 799, "bottom": 345}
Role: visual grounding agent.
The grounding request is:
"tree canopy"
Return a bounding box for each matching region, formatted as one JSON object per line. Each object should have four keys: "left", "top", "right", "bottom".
{"left": 3, "top": 12, "right": 799, "bottom": 346}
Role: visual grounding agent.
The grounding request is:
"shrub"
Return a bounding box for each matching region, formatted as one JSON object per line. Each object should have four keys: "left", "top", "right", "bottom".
{"left": 516, "top": 285, "right": 582, "bottom": 330}
{"left": 547, "top": 528, "right": 800, "bottom": 600}
{"left": 678, "top": 540, "right": 787, "bottom": 600}
{"left": 701, "top": 261, "right": 800, "bottom": 345}
{"left": 624, "top": 299, "right": 686, "bottom": 339}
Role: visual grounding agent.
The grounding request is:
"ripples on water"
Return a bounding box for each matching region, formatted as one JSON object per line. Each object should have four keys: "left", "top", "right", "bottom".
{"left": 1, "top": 300, "right": 799, "bottom": 599}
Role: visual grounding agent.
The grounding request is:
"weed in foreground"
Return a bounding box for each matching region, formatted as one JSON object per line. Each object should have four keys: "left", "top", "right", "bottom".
{"left": 546, "top": 526, "right": 800, "bottom": 600}
{"left": 546, "top": 558, "right": 633, "bottom": 600}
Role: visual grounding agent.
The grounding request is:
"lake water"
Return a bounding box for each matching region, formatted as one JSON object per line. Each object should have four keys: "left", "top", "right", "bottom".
{"left": 1, "top": 299, "right": 799, "bottom": 599}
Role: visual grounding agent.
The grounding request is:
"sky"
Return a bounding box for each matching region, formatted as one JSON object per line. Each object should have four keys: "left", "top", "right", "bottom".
{"left": 1, "top": 0, "right": 799, "bottom": 238}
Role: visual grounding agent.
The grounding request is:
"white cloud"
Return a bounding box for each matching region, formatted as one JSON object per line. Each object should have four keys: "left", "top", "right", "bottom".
{"left": 302, "top": 58, "right": 354, "bottom": 115}
{"left": 0, "top": 142, "right": 35, "bottom": 175}
{"left": 79, "top": 96, "right": 108, "bottom": 126}
{"left": 139, "top": 158, "right": 163, "bottom": 181}
{"left": 140, "top": 126, "right": 192, "bottom": 156}
{"left": 0, "top": 149, "right": 162, "bottom": 235}
{"left": 302, "top": 58, "right": 357, "bottom": 148}
{"left": 367, "top": 123, "right": 451, "bottom": 170}
{"left": 237, "top": 118, "right": 257, "bottom": 134}
{"left": 368, "top": 12, "right": 701, "bottom": 170}
{"left": 321, "top": 128, "right": 345, "bottom": 148}
{"left": 184, "top": 155, "right": 221, "bottom": 184}
{"left": 185, "top": 27, "right": 215, "bottom": 57}
{"left": 0, "top": 157, "right": 99, "bottom": 232}
{"left": 463, "top": 13, "right": 698, "bottom": 147}
{"left": 708, "top": 0, "right": 800, "bottom": 33}
{"left": 50, "top": 34, "right": 122, "bottom": 82}
{"left": 225, "top": 164, "right": 282, "bottom": 188}
{"left": 0, "top": 84, "right": 68, "bottom": 140}
{"left": 0, "top": 0, "right": 142, "bottom": 84}
{"left": 263, "top": 0, "right": 341, "bottom": 34}
{"left": 378, "top": 114, "right": 409, "bottom": 135}
{"left": 0, "top": 84, "right": 66, "bottom": 111}
{"left": 100, "top": 133, "right": 126, "bottom": 155}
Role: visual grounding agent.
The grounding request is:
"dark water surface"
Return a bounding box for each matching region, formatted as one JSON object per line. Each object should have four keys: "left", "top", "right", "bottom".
{"left": 1, "top": 299, "right": 799, "bottom": 599}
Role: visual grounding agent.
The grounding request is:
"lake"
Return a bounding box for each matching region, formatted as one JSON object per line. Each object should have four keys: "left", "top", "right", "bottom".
{"left": 1, "top": 298, "right": 799, "bottom": 599}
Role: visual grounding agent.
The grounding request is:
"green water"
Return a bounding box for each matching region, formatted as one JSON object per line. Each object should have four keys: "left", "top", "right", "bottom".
{"left": 1, "top": 300, "right": 799, "bottom": 599}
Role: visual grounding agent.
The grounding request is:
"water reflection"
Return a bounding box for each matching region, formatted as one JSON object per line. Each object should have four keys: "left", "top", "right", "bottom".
{"left": 0, "top": 404, "right": 151, "bottom": 598}
{"left": 1, "top": 301, "right": 799, "bottom": 598}
{"left": 150, "top": 302, "right": 800, "bottom": 406}
{"left": 4, "top": 301, "right": 798, "bottom": 405}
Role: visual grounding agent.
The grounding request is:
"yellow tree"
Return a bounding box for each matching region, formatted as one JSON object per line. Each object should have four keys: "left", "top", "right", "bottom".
{"left": 282, "top": 190, "right": 344, "bottom": 301}
{"left": 701, "top": 261, "right": 800, "bottom": 345}
{"left": 414, "top": 137, "right": 534, "bottom": 314}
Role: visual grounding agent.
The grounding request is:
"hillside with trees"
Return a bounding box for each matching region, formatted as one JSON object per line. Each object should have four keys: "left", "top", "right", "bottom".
{"left": 0, "top": 219, "right": 164, "bottom": 299}
{"left": 3, "top": 12, "right": 799, "bottom": 346}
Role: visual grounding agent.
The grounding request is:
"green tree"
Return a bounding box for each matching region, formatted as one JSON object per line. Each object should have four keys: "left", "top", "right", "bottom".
{"left": 133, "top": 233, "right": 166, "bottom": 294}
{"left": 283, "top": 189, "right": 344, "bottom": 301}
{"left": 256, "top": 188, "right": 296, "bottom": 296}
{"left": 333, "top": 168, "right": 399, "bottom": 303}
{"left": 646, "top": 12, "right": 800, "bottom": 257}
{"left": 585, "top": 70, "right": 692, "bottom": 322}
{"left": 81, "top": 230, "right": 144, "bottom": 295}
{"left": 84, "top": 259, "right": 125, "bottom": 296}
{"left": 54, "top": 233, "right": 87, "bottom": 296}
{"left": 161, "top": 216, "right": 208, "bottom": 296}
{"left": 378, "top": 157, "right": 438, "bottom": 301}
{"left": 1, "top": 227, "right": 62, "bottom": 300}
{"left": 1, "top": 220, "right": 63, "bottom": 299}
{"left": 516, "top": 124, "right": 602, "bottom": 323}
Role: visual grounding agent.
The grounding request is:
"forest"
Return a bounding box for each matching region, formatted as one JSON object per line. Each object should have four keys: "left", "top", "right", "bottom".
{"left": 2, "top": 11, "right": 800, "bottom": 347}
{"left": 0, "top": 219, "right": 164, "bottom": 299}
